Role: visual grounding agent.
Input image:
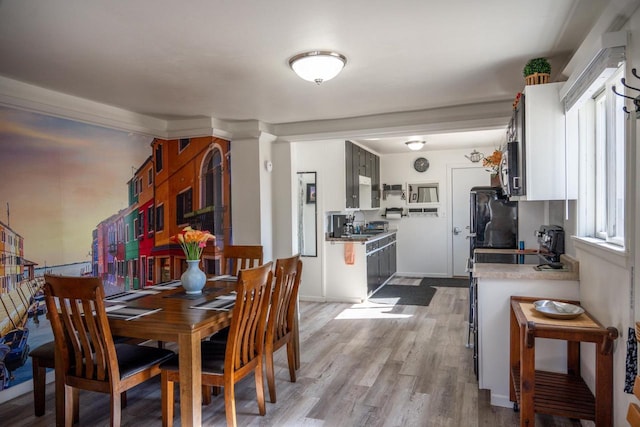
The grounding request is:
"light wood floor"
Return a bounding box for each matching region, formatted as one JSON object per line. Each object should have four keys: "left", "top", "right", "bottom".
{"left": 0, "top": 287, "right": 581, "bottom": 426}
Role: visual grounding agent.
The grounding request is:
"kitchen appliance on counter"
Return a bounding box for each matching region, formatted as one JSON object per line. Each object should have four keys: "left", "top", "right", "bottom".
{"left": 366, "top": 220, "right": 389, "bottom": 233}
{"left": 330, "top": 214, "right": 349, "bottom": 238}
{"left": 473, "top": 224, "right": 565, "bottom": 265}
{"left": 536, "top": 224, "right": 564, "bottom": 263}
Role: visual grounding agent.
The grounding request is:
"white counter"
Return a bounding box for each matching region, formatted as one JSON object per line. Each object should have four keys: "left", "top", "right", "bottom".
{"left": 472, "top": 253, "right": 580, "bottom": 408}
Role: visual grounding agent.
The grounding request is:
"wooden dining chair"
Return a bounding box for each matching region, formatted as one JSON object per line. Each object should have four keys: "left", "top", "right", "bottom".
{"left": 629, "top": 376, "right": 640, "bottom": 427}
{"left": 161, "top": 262, "right": 273, "bottom": 427}
{"left": 265, "top": 255, "right": 303, "bottom": 403}
{"left": 222, "top": 244, "right": 263, "bottom": 276}
{"left": 43, "top": 274, "right": 175, "bottom": 427}
{"left": 28, "top": 341, "right": 56, "bottom": 417}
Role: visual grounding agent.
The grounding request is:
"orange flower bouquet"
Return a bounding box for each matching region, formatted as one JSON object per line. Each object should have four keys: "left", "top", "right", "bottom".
{"left": 482, "top": 149, "right": 502, "bottom": 174}
{"left": 170, "top": 226, "right": 215, "bottom": 260}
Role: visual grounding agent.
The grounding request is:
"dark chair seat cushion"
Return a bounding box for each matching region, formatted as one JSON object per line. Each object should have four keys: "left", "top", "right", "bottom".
{"left": 161, "top": 341, "right": 226, "bottom": 375}
{"left": 28, "top": 336, "right": 146, "bottom": 368}
{"left": 29, "top": 341, "right": 56, "bottom": 362}
{"left": 115, "top": 344, "right": 175, "bottom": 380}
{"left": 208, "top": 326, "right": 230, "bottom": 344}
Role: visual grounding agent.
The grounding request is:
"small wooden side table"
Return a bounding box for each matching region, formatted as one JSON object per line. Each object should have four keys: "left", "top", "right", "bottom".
{"left": 509, "top": 296, "right": 618, "bottom": 426}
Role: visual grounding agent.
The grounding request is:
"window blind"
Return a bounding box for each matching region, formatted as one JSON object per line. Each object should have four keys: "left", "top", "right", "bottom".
{"left": 562, "top": 46, "right": 625, "bottom": 112}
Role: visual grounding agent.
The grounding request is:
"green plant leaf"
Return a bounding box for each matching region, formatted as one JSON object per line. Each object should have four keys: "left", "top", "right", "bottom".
{"left": 523, "top": 57, "right": 551, "bottom": 77}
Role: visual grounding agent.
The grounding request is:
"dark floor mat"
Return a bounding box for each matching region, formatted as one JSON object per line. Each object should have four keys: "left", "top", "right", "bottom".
{"left": 369, "top": 277, "right": 468, "bottom": 306}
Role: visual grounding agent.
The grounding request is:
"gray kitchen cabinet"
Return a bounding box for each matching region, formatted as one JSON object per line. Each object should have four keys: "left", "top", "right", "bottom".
{"left": 366, "top": 234, "right": 397, "bottom": 295}
{"left": 345, "top": 140, "right": 380, "bottom": 209}
{"left": 367, "top": 249, "right": 380, "bottom": 294}
{"left": 345, "top": 141, "right": 359, "bottom": 208}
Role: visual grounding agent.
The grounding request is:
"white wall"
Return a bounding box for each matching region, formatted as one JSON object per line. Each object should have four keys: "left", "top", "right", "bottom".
{"left": 293, "top": 139, "right": 345, "bottom": 300}
{"left": 230, "top": 138, "right": 262, "bottom": 246}
{"left": 271, "top": 140, "right": 295, "bottom": 260}
{"left": 381, "top": 149, "right": 464, "bottom": 276}
{"left": 547, "top": 6, "right": 640, "bottom": 425}
{"left": 258, "top": 132, "right": 276, "bottom": 262}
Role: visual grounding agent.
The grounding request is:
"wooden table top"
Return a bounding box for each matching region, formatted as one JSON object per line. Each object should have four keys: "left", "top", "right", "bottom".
{"left": 107, "top": 278, "right": 236, "bottom": 341}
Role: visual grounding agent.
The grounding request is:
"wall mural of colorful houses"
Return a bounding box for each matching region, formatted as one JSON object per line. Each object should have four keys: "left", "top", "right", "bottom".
{"left": 0, "top": 105, "right": 231, "bottom": 395}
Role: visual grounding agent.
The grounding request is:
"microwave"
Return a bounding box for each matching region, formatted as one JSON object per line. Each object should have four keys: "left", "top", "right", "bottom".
{"left": 499, "top": 140, "right": 525, "bottom": 197}
{"left": 500, "top": 99, "right": 526, "bottom": 197}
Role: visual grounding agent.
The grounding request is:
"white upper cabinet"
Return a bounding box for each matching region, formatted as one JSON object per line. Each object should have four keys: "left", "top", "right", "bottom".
{"left": 519, "top": 82, "right": 576, "bottom": 201}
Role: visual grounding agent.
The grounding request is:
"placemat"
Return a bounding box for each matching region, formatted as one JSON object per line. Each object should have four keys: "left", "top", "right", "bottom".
{"left": 164, "top": 287, "right": 225, "bottom": 299}
{"left": 519, "top": 302, "right": 600, "bottom": 328}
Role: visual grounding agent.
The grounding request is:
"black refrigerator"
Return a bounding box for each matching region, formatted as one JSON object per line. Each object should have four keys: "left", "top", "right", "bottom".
{"left": 468, "top": 186, "right": 518, "bottom": 379}
{"left": 469, "top": 186, "right": 518, "bottom": 257}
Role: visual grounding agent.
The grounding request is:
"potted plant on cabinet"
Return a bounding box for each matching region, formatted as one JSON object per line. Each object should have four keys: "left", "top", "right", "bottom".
{"left": 523, "top": 57, "right": 551, "bottom": 85}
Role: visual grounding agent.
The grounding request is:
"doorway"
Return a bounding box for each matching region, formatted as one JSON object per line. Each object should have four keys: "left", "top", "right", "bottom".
{"left": 451, "top": 167, "right": 490, "bottom": 276}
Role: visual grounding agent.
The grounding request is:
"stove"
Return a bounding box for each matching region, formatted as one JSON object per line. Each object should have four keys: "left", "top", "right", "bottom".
{"left": 473, "top": 225, "right": 565, "bottom": 266}
{"left": 473, "top": 252, "right": 541, "bottom": 265}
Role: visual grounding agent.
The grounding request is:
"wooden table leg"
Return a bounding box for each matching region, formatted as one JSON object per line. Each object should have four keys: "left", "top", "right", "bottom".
{"left": 567, "top": 340, "right": 580, "bottom": 377}
{"left": 54, "top": 346, "right": 64, "bottom": 427}
{"left": 520, "top": 323, "right": 535, "bottom": 427}
{"left": 509, "top": 304, "right": 519, "bottom": 404}
{"left": 178, "top": 333, "right": 202, "bottom": 427}
{"left": 293, "top": 299, "right": 300, "bottom": 370}
{"left": 595, "top": 345, "right": 614, "bottom": 426}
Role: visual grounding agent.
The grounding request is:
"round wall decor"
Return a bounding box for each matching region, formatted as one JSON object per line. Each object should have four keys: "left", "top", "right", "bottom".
{"left": 413, "top": 157, "right": 429, "bottom": 173}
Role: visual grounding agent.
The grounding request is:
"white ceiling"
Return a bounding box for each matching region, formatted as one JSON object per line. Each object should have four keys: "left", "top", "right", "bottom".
{"left": 0, "top": 0, "right": 610, "bottom": 153}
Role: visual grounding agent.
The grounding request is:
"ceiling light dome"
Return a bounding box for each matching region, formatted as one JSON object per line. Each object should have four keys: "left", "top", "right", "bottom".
{"left": 289, "top": 51, "right": 347, "bottom": 84}
{"left": 405, "top": 140, "right": 425, "bottom": 151}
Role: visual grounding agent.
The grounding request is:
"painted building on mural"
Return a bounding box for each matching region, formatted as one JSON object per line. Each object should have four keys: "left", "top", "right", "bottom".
{"left": 92, "top": 137, "right": 231, "bottom": 288}
{"left": 127, "top": 155, "right": 154, "bottom": 289}
{"left": 0, "top": 221, "right": 24, "bottom": 293}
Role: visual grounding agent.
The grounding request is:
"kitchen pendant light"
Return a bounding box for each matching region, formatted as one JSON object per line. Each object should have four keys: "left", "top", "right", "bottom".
{"left": 289, "top": 51, "right": 347, "bottom": 84}
{"left": 405, "top": 140, "right": 425, "bottom": 151}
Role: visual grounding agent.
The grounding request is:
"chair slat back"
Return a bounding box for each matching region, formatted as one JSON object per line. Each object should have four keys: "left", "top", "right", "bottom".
{"left": 268, "top": 256, "right": 302, "bottom": 343}
{"left": 222, "top": 245, "right": 263, "bottom": 276}
{"left": 226, "top": 262, "right": 272, "bottom": 371}
{"left": 44, "top": 274, "right": 118, "bottom": 383}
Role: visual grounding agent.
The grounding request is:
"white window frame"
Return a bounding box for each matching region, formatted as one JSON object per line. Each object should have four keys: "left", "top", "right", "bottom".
{"left": 576, "top": 66, "right": 626, "bottom": 247}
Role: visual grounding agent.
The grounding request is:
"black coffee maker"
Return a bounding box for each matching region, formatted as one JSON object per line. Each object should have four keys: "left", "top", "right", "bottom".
{"left": 331, "top": 214, "right": 348, "bottom": 237}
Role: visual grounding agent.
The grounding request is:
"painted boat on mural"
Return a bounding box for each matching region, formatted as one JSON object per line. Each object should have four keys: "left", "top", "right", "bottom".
{"left": 0, "top": 343, "right": 10, "bottom": 389}
{"left": 0, "top": 328, "right": 30, "bottom": 372}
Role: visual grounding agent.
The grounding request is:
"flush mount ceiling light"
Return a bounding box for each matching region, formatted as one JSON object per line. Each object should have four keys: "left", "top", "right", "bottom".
{"left": 289, "top": 51, "right": 347, "bottom": 84}
{"left": 405, "top": 140, "right": 426, "bottom": 151}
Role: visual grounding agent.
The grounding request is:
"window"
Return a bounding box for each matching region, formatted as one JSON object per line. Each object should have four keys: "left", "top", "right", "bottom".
{"left": 179, "top": 138, "right": 190, "bottom": 151}
{"left": 159, "top": 257, "right": 171, "bottom": 282}
{"left": 176, "top": 188, "right": 193, "bottom": 225}
{"left": 575, "top": 65, "right": 625, "bottom": 246}
{"left": 133, "top": 217, "right": 139, "bottom": 239}
{"left": 147, "top": 257, "right": 154, "bottom": 282}
{"left": 155, "top": 144, "right": 163, "bottom": 173}
{"left": 201, "top": 148, "right": 223, "bottom": 235}
{"left": 137, "top": 212, "right": 144, "bottom": 237}
{"left": 202, "top": 148, "right": 222, "bottom": 208}
{"left": 126, "top": 223, "right": 131, "bottom": 242}
{"left": 148, "top": 167, "right": 153, "bottom": 186}
{"left": 156, "top": 204, "right": 164, "bottom": 232}
{"left": 147, "top": 205, "right": 154, "bottom": 234}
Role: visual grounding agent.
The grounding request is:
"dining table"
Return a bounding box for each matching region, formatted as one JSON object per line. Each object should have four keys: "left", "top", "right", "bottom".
{"left": 105, "top": 276, "right": 237, "bottom": 427}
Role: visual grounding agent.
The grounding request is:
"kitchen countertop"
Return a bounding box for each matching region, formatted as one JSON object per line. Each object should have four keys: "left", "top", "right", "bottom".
{"left": 473, "top": 252, "right": 579, "bottom": 281}
{"left": 325, "top": 229, "right": 397, "bottom": 243}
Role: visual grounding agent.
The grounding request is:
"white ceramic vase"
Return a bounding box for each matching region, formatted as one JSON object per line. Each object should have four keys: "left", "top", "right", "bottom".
{"left": 181, "top": 260, "right": 206, "bottom": 294}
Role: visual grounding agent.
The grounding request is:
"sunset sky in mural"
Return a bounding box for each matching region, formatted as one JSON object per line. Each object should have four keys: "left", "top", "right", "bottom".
{"left": 0, "top": 107, "right": 152, "bottom": 266}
